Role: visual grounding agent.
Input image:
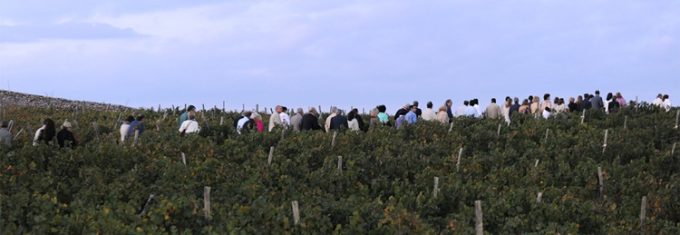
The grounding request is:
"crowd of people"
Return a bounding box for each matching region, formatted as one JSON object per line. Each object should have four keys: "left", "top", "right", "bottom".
{"left": 0, "top": 91, "right": 673, "bottom": 149}
{"left": 225, "top": 91, "right": 673, "bottom": 134}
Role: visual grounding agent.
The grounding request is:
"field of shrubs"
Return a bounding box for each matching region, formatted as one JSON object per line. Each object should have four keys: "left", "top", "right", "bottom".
{"left": 1, "top": 104, "right": 679, "bottom": 234}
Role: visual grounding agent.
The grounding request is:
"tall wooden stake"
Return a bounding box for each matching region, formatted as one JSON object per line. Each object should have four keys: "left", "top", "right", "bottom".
{"left": 291, "top": 201, "right": 300, "bottom": 225}
{"left": 456, "top": 147, "right": 463, "bottom": 172}
{"left": 675, "top": 110, "right": 679, "bottom": 129}
{"left": 433, "top": 177, "right": 440, "bottom": 198}
{"left": 640, "top": 196, "right": 647, "bottom": 234}
{"left": 337, "top": 156, "right": 343, "bottom": 174}
{"left": 268, "top": 146, "right": 275, "bottom": 165}
{"left": 671, "top": 142, "right": 676, "bottom": 156}
{"left": 597, "top": 167, "right": 604, "bottom": 198}
{"left": 475, "top": 200, "right": 483, "bottom": 235}
{"left": 204, "top": 187, "right": 211, "bottom": 220}
{"left": 331, "top": 131, "right": 338, "bottom": 149}
{"left": 544, "top": 128, "right": 550, "bottom": 143}
{"left": 602, "top": 129, "right": 609, "bottom": 154}
{"left": 624, "top": 116, "right": 628, "bottom": 129}
{"left": 448, "top": 122, "right": 454, "bottom": 133}
{"left": 181, "top": 152, "right": 187, "bottom": 166}
{"left": 534, "top": 159, "right": 540, "bottom": 168}
{"left": 496, "top": 123, "right": 502, "bottom": 137}
{"left": 220, "top": 116, "right": 224, "bottom": 126}
{"left": 138, "top": 194, "right": 155, "bottom": 217}
{"left": 581, "top": 110, "right": 586, "bottom": 124}
{"left": 537, "top": 192, "right": 543, "bottom": 203}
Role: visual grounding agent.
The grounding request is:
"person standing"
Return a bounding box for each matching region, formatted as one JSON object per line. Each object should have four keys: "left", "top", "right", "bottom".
{"left": 445, "top": 99, "right": 454, "bottom": 123}
{"left": 405, "top": 105, "right": 418, "bottom": 125}
{"left": 662, "top": 94, "right": 672, "bottom": 112}
{"left": 591, "top": 90, "right": 604, "bottom": 111}
{"left": 347, "top": 109, "right": 360, "bottom": 131}
{"left": 236, "top": 111, "right": 253, "bottom": 134}
{"left": 179, "top": 114, "right": 201, "bottom": 135}
{"left": 412, "top": 101, "right": 422, "bottom": 117}
{"left": 0, "top": 121, "right": 12, "bottom": 148}
{"left": 421, "top": 101, "right": 437, "bottom": 121}
{"left": 330, "top": 109, "right": 348, "bottom": 131}
{"left": 120, "top": 116, "right": 134, "bottom": 143}
{"left": 484, "top": 98, "right": 502, "bottom": 119}
{"left": 128, "top": 115, "right": 145, "bottom": 138}
{"left": 269, "top": 105, "right": 283, "bottom": 132}
{"left": 279, "top": 106, "right": 291, "bottom": 128}
{"left": 290, "top": 108, "right": 304, "bottom": 132}
{"left": 301, "top": 108, "right": 322, "bottom": 131}
{"left": 394, "top": 104, "right": 410, "bottom": 120}
{"left": 33, "top": 118, "right": 56, "bottom": 146}
{"left": 251, "top": 112, "right": 264, "bottom": 133}
{"left": 178, "top": 105, "right": 196, "bottom": 128}
{"left": 436, "top": 106, "right": 449, "bottom": 124}
{"left": 325, "top": 106, "right": 338, "bottom": 132}
{"left": 57, "top": 120, "right": 77, "bottom": 149}
{"left": 377, "top": 105, "right": 390, "bottom": 126}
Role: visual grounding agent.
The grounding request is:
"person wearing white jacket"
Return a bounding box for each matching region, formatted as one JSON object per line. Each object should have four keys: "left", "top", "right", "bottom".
{"left": 421, "top": 101, "right": 437, "bottom": 121}
{"left": 179, "top": 115, "right": 200, "bottom": 135}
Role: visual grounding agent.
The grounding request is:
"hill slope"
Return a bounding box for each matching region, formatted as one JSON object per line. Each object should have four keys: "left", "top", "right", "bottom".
{"left": 0, "top": 89, "right": 130, "bottom": 111}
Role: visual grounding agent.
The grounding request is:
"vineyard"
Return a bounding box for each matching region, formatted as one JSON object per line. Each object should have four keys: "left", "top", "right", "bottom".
{"left": 1, "top": 104, "right": 680, "bottom": 234}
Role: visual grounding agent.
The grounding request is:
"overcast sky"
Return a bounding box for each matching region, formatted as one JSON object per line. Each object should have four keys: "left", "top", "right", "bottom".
{"left": 0, "top": 0, "right": 678, "bottom": 112}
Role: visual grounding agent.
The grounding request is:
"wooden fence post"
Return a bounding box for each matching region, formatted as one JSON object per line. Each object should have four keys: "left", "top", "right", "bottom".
{"left": 597, "top": 167, "right": 605, "bottom": 198}
{"left": 640, "top": 196, "right": 647, "bottom": 234}
{"left": 337, "top": 156, "right": 343, "bottom": 175}
{"left": 433, "top": 177, "right": 440, "bottom": 198}
{"left": 291, "top": 201, "right": 300, "bottom": 225}
{"left": 602, "top": 129, "right": 609, "bottom": 154}
{"left": 581, "top": 110, "right": 586, "bottom": 124}
{"left": 331, "top": 131, "right": 338, "bottom": 149}
{"left": 456, "top": 147, "right": 463, "bottom": 172}
{"left": 496, "top": 123, "right": 502, "bottom": 137}
{"left": 475, "top": 200, "right": 483, "bottom": 235}
{"left": 268, "top": 146, "right": 275, "bottom": 165}
{"left": 204, "top": 186, "right": 211, "bottom": 220}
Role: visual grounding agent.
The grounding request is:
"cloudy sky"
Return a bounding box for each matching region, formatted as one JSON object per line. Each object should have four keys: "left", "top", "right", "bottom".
{"left": 0, "top": 0, "right": 678, "bottom": 112}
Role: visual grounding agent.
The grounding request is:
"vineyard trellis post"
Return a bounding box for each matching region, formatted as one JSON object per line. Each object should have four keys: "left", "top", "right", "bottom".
{"left": 537, "top": 192, "right": 543, "bottom": 203}
{"left": 138, "top": 194, "right": 155, "bottom": 217}
{"left": 671, "top": 142, "right": 676, "bottom": 156}
{"left": 456, "top": 147, "right": 463, "bottom": 172}
{"left": 624, "top": 116, "right": 628, "bottom": 129}
{"left": 337, "top": 156, "right": 343, "bottom": 175}
{"left": 475, "top": 200, "right": 483, "bottom": 235}
{"left": 331, "top": 131, "right": 338, "bottom": 149}
{"left": 14, "top": 128, "right": 24, "bottom": 139}
{"left": 675, "top": 110, "right": 679, "bottom": 129}
{"left": 181, "top": 152, "right": 187, "bottom": 166}
{"left": 220, "top": 116, "right": 224, "bottom": 126}
{"left": 204, "top": 186, "right": 211, "bottom": 220}
{"left": 291, "top": 201, "right": 300, "bottom": 225}
{"left": 268, "top": 146, "right": 275, "bottom": 165}
{"left": 448, "top": 122, "right": 453, "bottom": 133}
{"left": 496, "top": 123, "right": 502, "bottom": 137}
{"left": 640, "top": 196, "right": 647, "bottom": 234}
{"left": 544, "top": 128, "right": 550, "bottom": 144}
{"left": 602, "top": 129, "right": 609, "bottom": 154}
{"left": 534, "top": 159, "right": 539, "bottom": 168}
{"left": 433, "top": 177, "right": 440, "bottom": 198}
{"left": 581, "top": 110, "right": 586, "bottom": 124}
{"left": 597, "top": 167, "right": 605, "bottom": 199}
{"left": 92, "top": 122, "right": 100, "bottom": 142}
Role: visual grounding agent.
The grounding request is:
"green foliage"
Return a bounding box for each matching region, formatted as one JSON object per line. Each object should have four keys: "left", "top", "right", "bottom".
{"left": 1, "top": 105, "right": 679, "bottom": 233}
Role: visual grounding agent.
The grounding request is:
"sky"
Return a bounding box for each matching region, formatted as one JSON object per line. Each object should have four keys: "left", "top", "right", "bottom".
{"left": 0, "top": 0, "right": 679, "bottom": 112}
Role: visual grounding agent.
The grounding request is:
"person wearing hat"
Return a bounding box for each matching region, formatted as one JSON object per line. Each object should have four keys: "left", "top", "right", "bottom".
{"left": 57, "top": 120, "right": 77, "bottom": 149}
{"left": 0, "top": 121, "right": 12, "bottom": 148}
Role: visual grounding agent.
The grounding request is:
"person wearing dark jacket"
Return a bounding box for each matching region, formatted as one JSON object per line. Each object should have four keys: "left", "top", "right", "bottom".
{"left": 330, "top": 109, "right": 349, "bottom": 131}
{"left": 412, "top": 101, "right": 422, "bottom": 117}
{"left": 33, "top": 118, "right": 56, "bottom": 146}
{"left": 394, "top": 104, "right": 410, "bottom": 120}
{"left": 445, "top": 99, "right": 454, "bottom": 123}
{"left": 57, "top": 120, "right": 77, "bottom": 149}
{"left": 301, "top": 108, "right": 322, "bottom": 131}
